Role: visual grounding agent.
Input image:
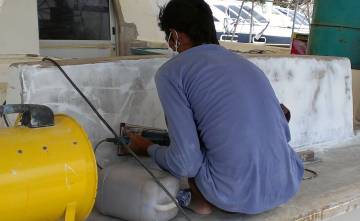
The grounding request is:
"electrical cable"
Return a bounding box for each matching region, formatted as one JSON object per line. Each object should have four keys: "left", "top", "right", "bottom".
{"left": 94, "top": 138, "right": 108, "bottom": 153}
{"left": 94, "top": 138, "right": 109, "bottom": 170}
{"left": 2, "top": 101, "right": 10, "bottom": 127}
{"left": 303, "top": 168, "right": 318, "bottom": 180}
{"left": 94, "top": 137, "right": 129, "bottom": 169}
{"left": 42, "top": 57, "right": 191, "bottom": 221}
{"left": 3, "top": 113, "right": 9, "bottom": 127}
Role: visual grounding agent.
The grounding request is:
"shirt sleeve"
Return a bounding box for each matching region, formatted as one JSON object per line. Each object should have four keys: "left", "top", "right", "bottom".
{"left": 148, "top": 71, "right": 204, "bottom": 178}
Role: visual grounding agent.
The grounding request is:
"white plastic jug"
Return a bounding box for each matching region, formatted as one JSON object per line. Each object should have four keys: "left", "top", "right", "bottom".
{"left": 96, "top": 157, "right": 180, "bottom": 221}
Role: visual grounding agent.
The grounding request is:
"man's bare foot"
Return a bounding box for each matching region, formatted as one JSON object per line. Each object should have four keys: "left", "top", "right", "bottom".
{"left": 188, "top": 196, "right": 213, "bottom": 215}
{"left": 187, "top": 178, "right": 213, "bottom": 215}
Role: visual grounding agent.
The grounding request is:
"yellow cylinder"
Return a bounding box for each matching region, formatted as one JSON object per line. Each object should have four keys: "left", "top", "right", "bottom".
{"left": 0, "top": 114, "right": 97, "bottom": 221}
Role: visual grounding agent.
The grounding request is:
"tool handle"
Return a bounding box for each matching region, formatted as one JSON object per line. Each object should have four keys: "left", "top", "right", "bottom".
{"left": 0, "top": 104, "right": 54, "bottom": 128}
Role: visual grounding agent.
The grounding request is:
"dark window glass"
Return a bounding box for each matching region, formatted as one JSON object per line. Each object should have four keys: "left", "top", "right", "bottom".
{"left": 229, "top": 6, "right": 251, "bottom": 21}
{"left": 277, "top": 8, "right": 308, "bottom": 25}
{"left": 38, "top": 0, "right": 110, "bottom": 40}
{"left": 288, "top": 11, "right": 307, "bottom": 25}
{"left": 215, "top": 4, "right": 249, "bottom": 21}
{"left": 227, "top": 9, "right": 238, "bottom": 19}
{"left": 278, "top": 8, "right": 286, "bottom": 14}
{"left": 242, "top": 6, "right": 267, "bottom": 23}
{"left": 214, "top": 5, "right": 226, "bottom": 13}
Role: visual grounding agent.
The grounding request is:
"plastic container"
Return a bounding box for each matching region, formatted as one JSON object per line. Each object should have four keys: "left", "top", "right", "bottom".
{"left": 96, "top": 158, "right": 180, "bottom": 221}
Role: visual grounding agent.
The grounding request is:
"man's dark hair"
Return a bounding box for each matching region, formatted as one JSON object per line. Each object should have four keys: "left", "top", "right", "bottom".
{"left": 158, "top": 0, "right": 219, "bottom": 46}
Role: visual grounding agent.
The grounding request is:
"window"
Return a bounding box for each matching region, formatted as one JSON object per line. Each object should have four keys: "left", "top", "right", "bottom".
{"left": 242, "top": 6, "right": 268, "bottom": 23}
{"left": 214, "top": 5, "right": 226, "bottom": 13}
{"left": 229, "top": 5, "right": 251, "bottom": 20}
{"left": 288, "top": 11, "right": 308, "bottom": 25}
{"left": 38, "top": 0, "right": 111, "bottom": 40}
{"left": 272, "top": 9, "right": 281, "bottom": 15}
{"left": 227, "top": 8, "right": 239, "bottom": 19}
{"left": 276, "top": 8, "right": 307, "bottom": 25}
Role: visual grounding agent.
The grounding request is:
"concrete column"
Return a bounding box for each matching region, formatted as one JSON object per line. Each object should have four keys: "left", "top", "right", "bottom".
{"left": 0, "top": 0, "right": 39, "bottom": 55}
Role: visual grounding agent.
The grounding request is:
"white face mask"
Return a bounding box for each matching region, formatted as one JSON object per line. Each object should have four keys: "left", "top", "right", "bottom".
{"left": 167, "top": 31, "right": 180, "bottom": 57}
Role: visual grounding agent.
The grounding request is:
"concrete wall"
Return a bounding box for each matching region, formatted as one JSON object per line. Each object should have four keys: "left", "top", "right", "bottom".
{"left": 6, "top": 55, "right": 353, "bottom": 153}
{"left": 116, "top": 0, "right": 166, "bottom": 43}
{"left": 0, "top": 0, "right": 39, "bottom": 55}
{"left": 0, "top": 55, "right": 43, "bottom": 129}
{"left": 220, "top": 41, "right": 291, "bottom": 55}
{"left": 0, "top": 82, "right": 6, "bottom": 128}
{"left": 249, "top": 56, "right": 353, "bottom": 147}
{"left": 0, "top": 82, "right": 6, "bottom": 104}
{"left": 0, "top": 57, "right": 11, "bottom": 128}
{"left": 353, "top": 69, "right": 360, "bottom": 128}
{"left": 0, "top": 0, "right": 5, "bottom": 13}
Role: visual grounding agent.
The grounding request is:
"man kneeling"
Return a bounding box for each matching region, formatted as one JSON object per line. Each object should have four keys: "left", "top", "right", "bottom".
{"left": 128, "top": 0, "right": 304, "bottom": 215}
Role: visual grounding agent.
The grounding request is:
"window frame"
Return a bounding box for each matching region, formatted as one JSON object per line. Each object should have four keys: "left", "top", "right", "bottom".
{"left": 38, "top": 0, "right": 116, "bottom": 46}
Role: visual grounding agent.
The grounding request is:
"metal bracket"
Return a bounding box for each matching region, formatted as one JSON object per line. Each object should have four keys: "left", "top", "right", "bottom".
{"left": 0, "top": 104, "right": 55, "bottom": 128}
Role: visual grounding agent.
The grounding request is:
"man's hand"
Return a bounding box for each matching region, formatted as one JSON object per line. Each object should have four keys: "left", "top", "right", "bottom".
{"left": 127, "top": 133, "right": 154, "bottom": 156}
{"left": 280, "top": 104, "right": 291, "bottom": 122}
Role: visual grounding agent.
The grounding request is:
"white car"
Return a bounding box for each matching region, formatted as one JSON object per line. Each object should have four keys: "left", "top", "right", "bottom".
{"left": 206, "top": 0, "right": 309, "bottom": 44}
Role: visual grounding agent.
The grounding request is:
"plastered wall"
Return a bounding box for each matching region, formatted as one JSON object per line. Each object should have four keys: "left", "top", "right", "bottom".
{"left": 0, "top": 55, "right": 43, "bottom": 129}
{"left": 0, "top": 82, "right": 6, "bottom": 103}
{"left": 6, "top": 55, "right": 353, "bottom": 151}
{"left": 353, "top": 69, "right": 360, "bottom": 127}
{"left": 115, "top": 0, "right": 167, "bottom": 43}
{"left": 0, "top": 0, "right": 39, "bottom": 55}
{"left": 0, "top": 82, "right": 6, "bottom": 128}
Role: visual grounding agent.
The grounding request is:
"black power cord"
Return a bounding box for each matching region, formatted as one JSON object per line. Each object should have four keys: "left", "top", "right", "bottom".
{"left": 303, "top": 168, "right": 318, "bottom": 180}
{"left": 94, "top": 137, "right": 129, "bottom": 170}
{"left": 42, "top": 57, "right": 191, "bottom": 221}
{"left": 94, "top": 138, "right": 109, "bottom": 170}
{"left": 2, "top": 101, "right": 10, "bottom": 127}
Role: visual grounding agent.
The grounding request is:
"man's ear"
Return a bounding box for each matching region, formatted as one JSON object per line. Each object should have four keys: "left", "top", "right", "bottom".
{"left": 178, "top": 32, "right": 194, "bottom": 47}
{"left": 169, "top": 30, "right": 194, "bottom": 52}
{"left": 177, "top": 32, "right": 186, "bottom": 44}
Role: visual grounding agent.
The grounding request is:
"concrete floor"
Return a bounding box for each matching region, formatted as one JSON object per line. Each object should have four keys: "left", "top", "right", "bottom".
{"left": 88, "top": 135, "right": 360, "bottom": 221}
{"left": 325, "top": 208, "right": 360, "bottom": 221}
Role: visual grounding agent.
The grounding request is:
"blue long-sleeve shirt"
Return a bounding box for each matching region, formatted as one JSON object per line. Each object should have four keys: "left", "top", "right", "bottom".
{"left": 148, "top": 44, "right": 304, "bottom": 214}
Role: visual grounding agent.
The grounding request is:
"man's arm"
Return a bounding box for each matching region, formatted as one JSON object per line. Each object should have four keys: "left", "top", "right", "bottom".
{"left": 147, "top": 72, "right": 204, "bottom": 178}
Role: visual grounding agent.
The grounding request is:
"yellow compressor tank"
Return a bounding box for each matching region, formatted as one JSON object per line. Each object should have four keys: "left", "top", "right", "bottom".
{"left": 0, "top": 104, "right": 97, "bottom": 221}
